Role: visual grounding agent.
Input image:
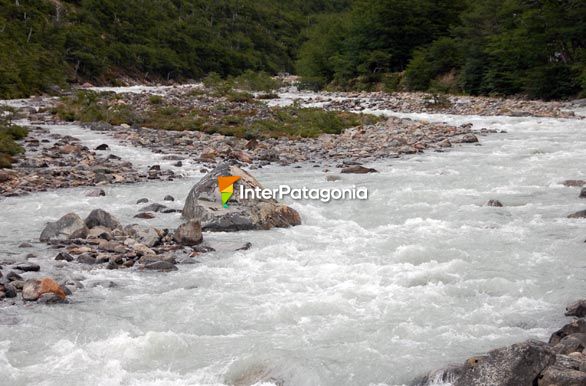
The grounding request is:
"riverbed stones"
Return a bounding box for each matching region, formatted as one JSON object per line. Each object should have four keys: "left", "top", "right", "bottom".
{"left": 85, "top": 209, "right": 121, "bottom": 229}
{"left": 173, "top": 220, "right": 203, "bottom": 246}
{"left": 55, "top": 252, "right": 74, "bottom": 262}
{"left": 40, "top": 213, "right": 88, "bottom": 241}
{"left": 182, "top": 162, "right": 301, "bottom": 231}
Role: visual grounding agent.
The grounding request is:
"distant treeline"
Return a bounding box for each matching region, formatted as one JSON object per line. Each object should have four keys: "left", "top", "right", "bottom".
{"left": 298, "top": 0, "right": 586, "bottom": 100}
{"left": 0, "top": 0, "right": 348, "bottom": 98}
{"left": 1, "top": 0, "right": 584, "bottom": 100}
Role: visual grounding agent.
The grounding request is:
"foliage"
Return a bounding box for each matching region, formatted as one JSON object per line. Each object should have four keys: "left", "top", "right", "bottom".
{"left": 0, "top": 0, "right": 345, "bottom": 98}
{"left": 52, "top": 90, "right": 381, "bottom": 138}
{"left": 0, "top": 107, "right": 28, "bottom": 168}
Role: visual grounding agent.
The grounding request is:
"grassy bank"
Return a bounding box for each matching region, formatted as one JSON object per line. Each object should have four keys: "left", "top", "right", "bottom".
{"left": 0, "top": 108, "right": 28, "bottom": 168}
{"left": 54, "top": 90, "right": 381, "bottom": 139}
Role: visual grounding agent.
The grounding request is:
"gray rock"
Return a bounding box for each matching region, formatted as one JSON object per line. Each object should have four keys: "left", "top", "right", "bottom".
{"left": 486, "top": 199, "right": 504, "bottom": 207}
{"left": 182, "top": 163, "right": 301, "bottom": 231}
{"left": 550, "top": 320, "right": 586, "bottom": 345}
{"left": 140, "top": 203, "right": 168, "bottom": 212}
{"left": 37, "top": 293, "right": 68, "bottom": 304}
{"left": 580, "top": 188, "right": 586, "bottom": 199}
{"left": 134, "top": 212, "right": 156, "bottom": 219}
{"left": 136, "top": 198, "right": 149, "bottom": 204}
{"left": 40, "top": 213, "right": 88, "bottom": 242}
{"left": 124, "top": 224, "right": 161, "bottom": 247}
{"left": 95, "top": 143, "right": 109, "bottom": 151}
{"left": 562, "top": 180, "right": 586, "bottom": 187}
{"left": 85, "top": 209, "right": 121, "bottom": 229}
{"left": 77, "top": 254, "right": 96, "bottom": 265}
{"left": 164, "top": 195, "right": 175, "bottom": 201}
{"left": 14, "top": 262, "right": 40, "bottom": 272}
{"left": 340, "top": 165, "right": 378, "bottom": 174}
{"left": 538, "top": 364, "right": 586, "bottom": 385}
{"left": 144, "top": 261, "right": 177, "bottom": 271}
{"left": 554, "top": 334, "right": 586, "bottom": 355}
{"left": 0, "top": 282, "right": 17, "bottom": 298}
{"left": 415, "top": 340, "right": 556, "bottom": 386}
{"left": 568, "top": 210, "right": 586, "bottom": 219}
{"left": 6, "top": 271, "right": 22, "bottom": 282}
{"left": 86, "top": 188, "right": 106, "bottom": 197}
{"left": 174, "top": 220, "right": 203, "bottom": 246}
{"left": 566, "top": 300, "right": 586, "bottom": 318}
{"left": 18, "top": 242, "right": 33, "bottom": 248}
{"left": 55, "top": 252, "right": 74, "bottom": 262}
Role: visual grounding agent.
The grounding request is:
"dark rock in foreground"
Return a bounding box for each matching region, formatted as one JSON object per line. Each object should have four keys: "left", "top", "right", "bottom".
{"left": 486, "top": 199, "right": 504, "bottom": 207}
{"left": 182, "top": 163, "right": 301, "bottom": 231}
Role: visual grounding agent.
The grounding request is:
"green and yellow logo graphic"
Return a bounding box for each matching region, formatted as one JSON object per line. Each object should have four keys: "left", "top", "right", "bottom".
{"left": 218, "top": 176, "right": 241, "bottom": 208}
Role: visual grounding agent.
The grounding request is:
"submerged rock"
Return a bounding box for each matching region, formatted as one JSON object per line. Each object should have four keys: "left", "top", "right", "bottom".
{"left": 486, "top": 199, "right": 504, "bottom": 207}
{"left": 182, "top": 162, "right": 301, "bottom": 231}
{"left": 40, "top": 213, "right": 88, "bottom": 242}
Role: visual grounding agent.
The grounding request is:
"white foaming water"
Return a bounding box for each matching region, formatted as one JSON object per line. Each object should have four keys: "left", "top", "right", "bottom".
{"left": 0, "top": 98, "right": 585, "bottom": 386}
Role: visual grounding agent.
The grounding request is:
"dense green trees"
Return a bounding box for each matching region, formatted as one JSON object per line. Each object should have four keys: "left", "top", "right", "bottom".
{"left": 1, "top": 0, "right": 584, "bottom": 100}
{"left": 299, "top": 0, "right": 586, "bottom": 99}
{"left": 0, "top": 0, "right": 346, "bottom": 98}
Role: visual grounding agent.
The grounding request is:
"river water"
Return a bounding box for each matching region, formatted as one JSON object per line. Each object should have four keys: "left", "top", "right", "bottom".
{"left": 0, "top": 92, "right": 585, "bottom": 386}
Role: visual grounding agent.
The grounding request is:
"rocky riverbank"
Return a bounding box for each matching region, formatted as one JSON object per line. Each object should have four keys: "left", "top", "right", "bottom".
{"left": 278, "top": 89, "right": 581, "bottom": 118}
{"left": 0, "top": 125, "right": 176, "bottom": 197}
{"left": 87, "top": 116, "right": 481, "bottom": 167}
{"left": 413, "top": 301, "right": 586, "bottom": 385}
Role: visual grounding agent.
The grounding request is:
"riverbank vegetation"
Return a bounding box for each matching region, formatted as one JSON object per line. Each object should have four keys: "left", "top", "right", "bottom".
{"left": 54, "top": 90, "right": 381, "bottom": 138}
{"left": 0, "top": 107, "right": 28, "bottom": 168}
{"left": 1, "top": 0, "right": 584, "bottom": 100}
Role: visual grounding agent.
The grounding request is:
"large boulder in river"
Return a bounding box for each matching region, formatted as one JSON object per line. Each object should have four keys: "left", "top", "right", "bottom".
{"left": 182, "top": 162, "right": 301, "bottom": 231}
{"left": 414, "top": 340, "right": 555, "bottom": 386}
{"left": 40, "top": 213, "right": 88, "bottom": 242}
{"left": 85, "top": 209, "right": 121, "bottom": 229}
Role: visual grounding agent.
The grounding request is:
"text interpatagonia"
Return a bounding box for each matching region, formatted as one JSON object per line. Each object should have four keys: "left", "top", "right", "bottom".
{"left": 239, "top": 184, "right": 368, "bottom": 203}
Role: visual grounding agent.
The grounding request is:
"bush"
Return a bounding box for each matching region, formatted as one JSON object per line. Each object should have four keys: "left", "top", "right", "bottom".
{"left": 148, "top": 95, "right": 163, "bottom": 105}
{"left": 233, "top": 71, "right": 280, "bottom": 92}
{"left": 0, "top": 123, "right": 28, "bottom": 168}
{"left": 523, "top": 64, "right": 581, "bottom": 100}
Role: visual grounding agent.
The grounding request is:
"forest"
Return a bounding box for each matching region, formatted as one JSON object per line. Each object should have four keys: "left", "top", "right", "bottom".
{"left": 0, "top": 0, "right": 584, "bottom": 100}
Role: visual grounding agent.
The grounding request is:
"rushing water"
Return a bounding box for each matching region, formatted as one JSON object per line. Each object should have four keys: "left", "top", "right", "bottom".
{"left": 0, "top": 94, "right": 585, "bottom": 386}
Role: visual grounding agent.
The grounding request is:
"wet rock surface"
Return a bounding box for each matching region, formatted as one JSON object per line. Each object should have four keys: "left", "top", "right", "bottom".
{"left": 414, "top": 300, "right": 586, "bottom": 386}
{"left": 182, "top": 162, "right": 301, "bottom": 231}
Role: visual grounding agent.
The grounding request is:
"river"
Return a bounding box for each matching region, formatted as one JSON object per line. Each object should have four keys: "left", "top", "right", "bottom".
{"left": 0, "top": 90, "right": 585, "bottom": 385}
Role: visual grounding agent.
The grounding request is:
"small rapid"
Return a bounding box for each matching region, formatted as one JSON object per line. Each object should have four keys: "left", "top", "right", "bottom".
{"left": 0, "top": 93, "right": 585, "bottom": 386}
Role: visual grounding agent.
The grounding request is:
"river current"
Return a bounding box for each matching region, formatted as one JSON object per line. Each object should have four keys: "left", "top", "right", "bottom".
{"left": 0, "top": 91, "right": 585, "bottom": 385}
